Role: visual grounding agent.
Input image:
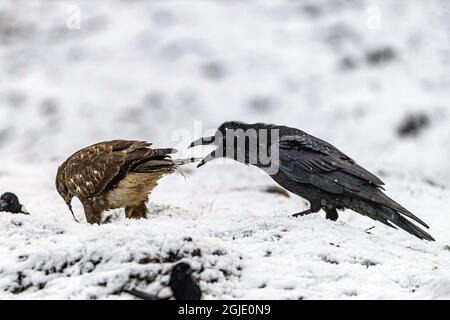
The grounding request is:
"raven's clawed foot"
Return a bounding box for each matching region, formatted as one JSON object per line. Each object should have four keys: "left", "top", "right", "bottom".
{"left": 292, "top": 209, "right": 314, "bottom": 218}
{"left": 324, "top": 208, "right": 339, "bottom": 221}
{"left": 293, "top": 207, "right": 339, "bottom": 221}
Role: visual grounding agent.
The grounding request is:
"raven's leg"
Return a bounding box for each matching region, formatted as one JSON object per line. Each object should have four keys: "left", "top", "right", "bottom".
{"left": 293, "top": 201, "right": 321, "bottom": 217}
{"left": 324, "top": 208, "right": 339, "bottom": 221}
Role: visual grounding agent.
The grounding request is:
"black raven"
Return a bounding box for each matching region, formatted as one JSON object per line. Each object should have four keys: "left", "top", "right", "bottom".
{"left": 189, "top": 121, "right": 434, "bottom": 241}
{"left": 0, "top": 192, "right": 29, "bottom": 215}
{"left": 126, "top": 262, "right": 201, "bottom": 300}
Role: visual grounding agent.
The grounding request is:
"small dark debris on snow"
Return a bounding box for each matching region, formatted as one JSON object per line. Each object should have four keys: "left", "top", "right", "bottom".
{"left": 329, "top": 242, "right": 341, "bottom": 248}
{"left": 220, "top": 269, "right": 233, "bottom": 277}
{"left": 361, "top": 259, "right": 378, "bottom": 268}
{"left": 201, "top": 61, "right": 226, "bottom": 81}
{"left": 18, "top": 255, "right": 28, "bottom": 262}
{"left": 0, "top": 128, "right": 13, "bottom": 148}
{"left": 366, "top": 47, "right": 396, "bottom": 66}
{"left": 300, "top": 4, "right": 321, "bottom": 18}
{"left": 166, "top": 251, "right": 184, "bottom": 263}
{"left": 5, "top": 90, "right": 27, "bottom": 108}
{"left": 248, "top": 96, "right": 276, "bottom": 113}
{"left": 40, "top": 98, "right": 59, "bottom": 116}
{"left": 397, "top": 112, "right": 430, "bottom": 138}
{"left": 138, "top": 257, "right": 158, "bottom": 265}
{"left": 284, "top": 286, "right": 295, "bottom": 291}
{"left": 376, "top": 169, "right": 390, "bottom": 178}
{"left": 344, "top": 290, "right": 358, "bottom": 297}
{"left": 320, "top": 255, "right": 339, "bottom": 265}
{"left": 423, "top": 178, "right": 446, "bottom": 189}
{"left": 212, "top": 249, "right": 226, "bottom": 256}
{"left": 365, "top": 226, "right": 376, "bottom": 234}
{"left": 340, "top": 56, "right": 358, "bottom": 70}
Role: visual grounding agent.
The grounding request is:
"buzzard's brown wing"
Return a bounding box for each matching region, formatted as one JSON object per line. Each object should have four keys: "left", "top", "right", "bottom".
{"left": 59, "top": 140, "right": 174, "bottom": 200}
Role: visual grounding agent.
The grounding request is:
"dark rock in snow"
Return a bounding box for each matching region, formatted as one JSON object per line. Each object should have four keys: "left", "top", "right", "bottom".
{"left": 397, "top": 113, "right": 430, "bottom": 138}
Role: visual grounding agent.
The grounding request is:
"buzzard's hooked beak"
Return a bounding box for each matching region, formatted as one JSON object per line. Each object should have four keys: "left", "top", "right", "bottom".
{"left": 66, "top": 199, "right": 79, "bottom": 223}
{"left": 188, "top": 136, "right": 217, "bottom": 168}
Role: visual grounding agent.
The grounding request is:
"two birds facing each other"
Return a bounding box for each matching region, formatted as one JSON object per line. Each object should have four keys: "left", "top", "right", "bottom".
{"left": 55, "top": 121, "right": 434, "bottom": 241}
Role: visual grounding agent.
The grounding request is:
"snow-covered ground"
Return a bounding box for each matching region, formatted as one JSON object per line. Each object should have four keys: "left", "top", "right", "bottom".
{"left": 0, "top": 0, "right": 450, "bottom": 299}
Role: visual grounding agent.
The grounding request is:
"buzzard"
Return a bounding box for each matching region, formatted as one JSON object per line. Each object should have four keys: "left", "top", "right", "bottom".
{"left": 189, "top": 121, "right": 434, "bottom": 241}
{"left": 56, "top": 140, "right": 196, "bottom": 224}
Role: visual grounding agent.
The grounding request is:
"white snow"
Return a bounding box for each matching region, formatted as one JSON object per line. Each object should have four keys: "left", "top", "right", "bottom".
{"left": 0, "top": 0, "right": 450, "bottom": 299}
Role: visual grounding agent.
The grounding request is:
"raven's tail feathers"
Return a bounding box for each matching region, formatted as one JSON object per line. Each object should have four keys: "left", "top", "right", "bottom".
{"left": 348, "top": 198, "right": 435, "bottom": 241}
{"left": 383, "top": 210, "right": 435, "bottom": 241}
{"left": 359, "top": 187, "right": 430, "bottom": 229}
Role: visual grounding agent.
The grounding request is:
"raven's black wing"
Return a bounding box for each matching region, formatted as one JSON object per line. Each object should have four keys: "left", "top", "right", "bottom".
{"left": 276, "top": 134, "right": 430, "bottom": 230}
{"left": 278, "top": 134, "right": 384, "bottom": 186}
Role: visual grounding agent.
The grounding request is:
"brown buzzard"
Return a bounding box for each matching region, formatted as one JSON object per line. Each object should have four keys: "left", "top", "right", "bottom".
{"left": 56, "top": 140, "right": 196, "bottom": 224}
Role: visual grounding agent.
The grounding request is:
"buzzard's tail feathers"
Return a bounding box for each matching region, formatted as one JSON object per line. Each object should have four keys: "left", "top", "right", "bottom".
{"left": 153, "top": 148, "right": 178, "bottom": 156}
{"left": 132, "top": 157, "right": 200, "bottom": 173}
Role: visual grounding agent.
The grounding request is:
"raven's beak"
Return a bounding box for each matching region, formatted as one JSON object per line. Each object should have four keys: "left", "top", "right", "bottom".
{"left": 20, "top": 205, "right": 30, "bottom": 215}
{"left": 188, "top": 136, "right": 217, "bottom": 168}
{"left": 186, "top": 267, "right": 195, "bottom": 275}
{"left": 197, "top": 150, "right": 216, "bottom": 168}
{"left": 188, "top": 136, "right": 216, "bottom": 148}
{"left": 0, "top": 199, "right": 7, "bottom": 211}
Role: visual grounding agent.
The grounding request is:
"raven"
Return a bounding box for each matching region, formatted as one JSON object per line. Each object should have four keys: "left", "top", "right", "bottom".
{"left": 189, "top": 121, "right": 434, "bottom": 241}
{"left": 125, "top": 262, "right": 201, "bottom": 300}
{"left": 0, "top": 192, "right": 29, "bottom": 215}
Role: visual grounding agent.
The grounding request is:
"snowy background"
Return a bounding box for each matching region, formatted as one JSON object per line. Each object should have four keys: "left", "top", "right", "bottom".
{"left": 1, "top": 0, "right": 450, "bottom": 299}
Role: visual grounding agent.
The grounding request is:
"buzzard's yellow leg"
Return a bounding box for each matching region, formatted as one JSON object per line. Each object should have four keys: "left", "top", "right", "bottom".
{"left": 83, "top": 203, "right": 103, "bottom": 224}
{"left": 125, "top": 202, "right": 148, "bottom": 220}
